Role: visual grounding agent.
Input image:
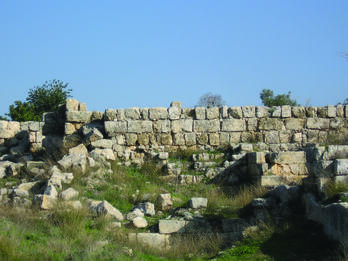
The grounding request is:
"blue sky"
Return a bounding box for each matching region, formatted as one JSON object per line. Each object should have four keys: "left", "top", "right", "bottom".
{"left": 1, "top": 1, "right": 347, "bottom": 117}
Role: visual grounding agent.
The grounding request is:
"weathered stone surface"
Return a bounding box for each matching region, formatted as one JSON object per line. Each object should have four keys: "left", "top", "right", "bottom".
{"left": 128, "top": 120, "right": 153, "bottom": 133}
{"left": 36, "top": 194, "right": 56, "bottom": 210}
{"left": 308, "top": 161, "right": 334, "bottom": 177}
{"left": 134, "top": 233, "right": 169, "bottom": 250}
{"left": 334, "top": 159, "right": 348, "bottom": 175}
{"left": 135, "top": 202, "right": 155, "bottom": 216}
{"left": 132, "top": 217, "right": 148, "bottom": 228}
{"left": 104, "top": 109, "right": 117, "bottom": 121}
{"left": 58, "top": 153, "right": 87, "bottom": 173}
{"left": 206, "top": 107, "right": 220, "bottom": 119}
{"left": 125, "top": 133, "right": 137, "bottom": 145}
{"left": 317, "top": 107, "right": 328, "bottom": 118}
{"left": 229, "top": 107, "right": 242, "bottom": 119}
{"left": 285, "top": 119, "right": 306, "bottom": 130}
{"left": 261, "top": 176, "right": 289, "bottom": 186}
{"left": 95, "top": 200, "right": 124, "bottom": 221}
{"left": 48, "top": 166, "right": 74, "bottom": 189}
{"left": 156, "top": 194, "right": 173, "bottom": 211}
{"left": 0, "top": 121, "right": 20, "bottom": 139}
{"left": 189, "top": 197, "right": 208, "bottom": 209}
{"left": 159, "top": 220, "right": 186, "bottom": 234}
{"left": 69, "top": 144, "right": 88, "bottom": 156}
{"left": 153, "top": 120, "right": 171, "bottom": 133}
{"left": 292, "top": 107, "right": 306, "bottom": 118}
{"left": 149, "top": 108, "right": 168, "bottom": 120}
{"left": 264, "top": 131, "right": 280, "bottom": 144}
{"left": 219, "top": 132, "right": 230, "bottom": 145}
{"left": 124, "top": 108, "right": 140, "bottom": 120}
{"left": 171, "top": 119, "right": 193, "bottom": 133}
{"left": 268, "top": 151, "right": 306, "bottom": 164}
{"left": 126, "top": 209, "right": 144, "bottom": 221}
{"left": 105, "top": 121, "right": 127, "bottom": 136}
{"left": 242, "top": 106, "right": 255, "bottom": 118}
{"left": 221, "top": 119, "right": 245, "bottom": 132}
{"left": 195, "top": 107, "right": 206, "bottom": 120}
{"left": 66, "top": 111, "right": 92, "bottom": 123}
{"left": 281, "top": 106, "right": 291, "bottom": 118}
{"left": 221, "top": 106, "right": 228, "bottom": 118}
{"left": 327, "top": 106, "right": 336, "bottom": 118}
{"left": 91, "top": 139, "right": 113, "bottom": 149}
{"left": 256, "top": 106, "right": 269, "bottom": 118}
{"left": 66, "top": 99, "right": 79, "bottom": 111}
{"left": 194, "top": 120, "right": 220, "bottom": 133}
{"left": 168, "top": 105, "right": 181, "bottom": 120}
{"left": 271, "top": 106, "right": 281, "bottom": 117}
{"left": 89, "top": 148, "right": 115, "bottom": 161}
{"left": 307, "top": 118, "right": 330, "bottom": 129}
{"left": 43, "top": 184, "right": 58, "bottom": 198}
{"left": 84, "top": 127, "right": 104, "bottom": 143}
{"left": 173, "top": 134, "right": 185, "bottom": 145}
{"left": 60, "top": 188, "right": 79, "bottom": 200}
{"left": 209, "top": 133, "right": 220, "bottom": 146}
{"left": 259, "top": 118, "right": 284, "bottom": 130}
{"left": 184, "top": 133, "right": 196, "bottom": 146}
{"left": 13, "top": 181, "right": 41, "bottom": 198}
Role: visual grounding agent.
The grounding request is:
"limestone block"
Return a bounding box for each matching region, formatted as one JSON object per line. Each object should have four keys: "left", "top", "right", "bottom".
{"left": 65, "top": 99, "right": 79, "bottom": 111}
{"left": 140, "top": 108, "right": 149, "bottom": 120}
{"left": 159, "top": 152, "right": 169, "bottom": 160}
{"left": 267, "top": 151, "right": 306, "bottom": 163}
{"left": 317, "top": 107, "right": 328, "bottom": 118}
{"left": 137, "top": 134, "right": 149, "bottom": 145}
{"left": 247, "top": 118, "right": 258, "bottom": 131}
{"left": 0, "top": 121, "right": 20, "bottom": 139}
{"left": 334, "top": 176, "right": 348, "bottom": 186}
{"left": 307, "top": 118, "right": 330, "bottom": 129}
{"left": 230, "top": 132, "right": 241, "bottom": 143}
{"left": 330, "top": 118, "right": 344, "bottom": 129}
{"left": 173, "top": 134, "right": 185, "bottom": 145}
{"left": 126, "top": 209, "right": 144, "bottom": 221}
{"left": 171, "top": 119, "right": 193, "bottom": 133}
{"left": 66, "top": 111, "right": 92, "bottom": 123}
{"left": 261, "top": 176, "right": 289, "bottom": 186}
{"left": 307, "top": 130, "right": 319, "bottom": 143}
{"left": 194, "top": 120, "right": 220, "bottom": 133}
{"left": 127, "top": 120, "right": 152, "bottom": 133}
{"left": 135, "top": 202, "right": 156, "bottom": 216}
{"left": 306, "top": 107, "right": 317, "bottom": 117}
{"left": 185, "top": 133, "right": 196, "bottom": 146}
{"left": 95, "top": 200, "right": 124, "bottom": 221}
{"left": 281, "top": 106, "right": 291, "bottom": 118}
{"left": 91, "top": 139, "right": 114, "bottom": 149}
{"left": 206, "top": 107, "right": 220, "bottom": 119}
{"left": 256, "top": 106, "right": 269, "bottom": 118}
{"left": 124, "top": 108, "right": 140, "bottom": 120}
{"left": 248, "top": 152, "right": 266, "bottom": 164}
{"left": 168, "top": 106, "right": 181, "bottom": 120}
{"left": 159, "top": 220, "right": 186, "bottom": 234}
{"left": 259, "top": 118, "right": 284, "bottom": 130}
{"left": 271, "top": 106, "right": 281, "bottom": 117}
{"left": 136, "top": 233, "right": 169, "bottom": 250}
{"left": 89, "top": 148, "right": 116, "bottom": 161}
{"left": 242, "top": 106, "right": 255, "bottom": 118}
{"left": 279, "top": 130, "right": 291, "bottom": 143}
{"left": 153, "top": 120, "right": 171, "bottom": 133}
{"left": 29, "top": 132, "right": 36, "bottom": 143}
{"left": 84, "top": 128, "right": 104, "bottom": 143}
{"left": 149, "top": 108, "right": 168, "bottom": 120}
{"left": 221, "top": 106, "right": 228, "bottom": 118}
{"left": 335, "top": 159, "right": 348, "bottom": 175}
{"left": 60, "top": 188, "right": 79, "bottom": 200}
{"left": 132, "top": 217, "right": 148, "bottom": 228}
{"left": 327, "top": 106, "right": 336, "bottom": 118}
{"left": 28, "top": 122, "right": 40, "bottom": 131}
{"left": 79, "top": 103, "right": 87, "bottom": 111}
{"left": 193, "top": 107, "right": 206, "bottom": 120}
{"left": 58, "top": 153, "right": 87, "bottom": 173}
{"left": 336, "top": 105, "right": 344, "bottom": 117}
{"left": 181, "top": 108, "right": 194, "bottom": 119}
{"left": 285, "top": 119, "right": 306, "bottom": 130}
{"left": 292, "top": 107, "right": 306, "bottom": 118}
{"left": 292, "top": 133, "right": 302, "bottom": 143}
{"left": 116, "top": 109, "right": 125, "bottom": 120}
{"left": 221, "top": 119, "right": 245, "bottom": 132}
{"left": 209, "top": 133, "right": 220, "bottom": 146}
{"left": 219, "top": 133, "right": 230, "bottom": 145}
{"left": 264, "top": 131, "right": 280, "bottom": 144}
{"left": 229, "top": 107, "right": 242, "bottom": 119}
{"left": 189, "top": 197, "right": 208, "bottom": 209}
{"left": 322, "top": 145, "right": 348, "bottom": 160}
{"left": 105, "top": 109, "right": 117, "bottom": 121}
{"left": 156, "top": 193, "right": 173, "bottom": 211}
{"left": 69, "top": 144, "right": 88, "bottom": 156}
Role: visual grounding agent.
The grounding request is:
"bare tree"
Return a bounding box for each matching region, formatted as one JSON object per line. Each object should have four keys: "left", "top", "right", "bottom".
{"left": 197, "top": 92, "right": 225, "bottom": 108}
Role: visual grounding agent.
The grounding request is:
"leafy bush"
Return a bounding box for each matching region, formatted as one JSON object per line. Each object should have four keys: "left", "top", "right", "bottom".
{"left": 260, "top": 89, "right": 298, "bottom": 107}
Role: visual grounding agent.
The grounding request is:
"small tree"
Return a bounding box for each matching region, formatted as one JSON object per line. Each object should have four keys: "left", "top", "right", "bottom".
{"left": 260, "top": 89, "right": 298, "bottom": 107}
{"left": 197, "top": 92, "right": 225, "bottom": 108}
{"left": 7, "top": 80, "right": 72, "bottom": 121}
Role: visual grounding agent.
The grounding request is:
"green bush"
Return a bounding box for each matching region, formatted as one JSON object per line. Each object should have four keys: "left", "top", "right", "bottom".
{"left": 260, "top": 89, "right": 298, "bottom": 107}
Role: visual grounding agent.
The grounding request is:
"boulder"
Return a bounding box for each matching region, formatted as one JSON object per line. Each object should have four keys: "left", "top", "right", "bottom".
{"left": 189, "top": 197, "right": 208, "bottom": 209}
{"left": 132, "top": 217, "right": 148, "bottom": 228}
{"left": 68, "top": 144, "right": 88, "bottom": 156}
{"left": 156, "top": 194, "right": 173, "bottom": 211}
{"left": 95, "top": 200, "right": 124, "bottom": 221}
{"left": 60, "top": 188, "right": 79, "bottom": 200}
{"left": 135, "top": 202, "right": 155, "bottom": 216}
{"left": 89, "top": 148, "right": 115, "bottom": 161}
{"left": 126, "top": 208, "right": 144, "bottom": 221}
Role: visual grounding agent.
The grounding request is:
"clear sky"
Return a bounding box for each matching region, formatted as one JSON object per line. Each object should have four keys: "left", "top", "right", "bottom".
{"left": 1, "top": 1, "right": 347, "bottom": 117}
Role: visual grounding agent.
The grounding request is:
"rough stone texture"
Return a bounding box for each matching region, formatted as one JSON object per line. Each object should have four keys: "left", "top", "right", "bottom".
{"left": 149, "top": 108, "right": 168, "bottom": 120}
{"left": 189, "top": 197, "right": 208, "bottom": 209}
{"left": 307, "top": 118, "right": 330, "bottom": 130}
{"left": 268, "top": 151, "right": 306, "bottom": 164}
{"left": 256, "top": 106, "right": 269, "bottom": 118}
{"left": 135, "top": 202, "right": 155, "bottom": 216}
{"left": 95, "top": 200, "right": 124, "bottom": 221}
{"left": 66, "top": 111, "right": 92, "bottom": 123}
{"left": 159, "top": 220, "right": 186, "bottom": 234}
{"left": 60, "top": 188, "right": 79, "bottom": 200}
{"left": 334, "top": 159, "right": 348, "bottom": 175}
{"left": 281, "top": 106, "right": 292, "bottom": 118}
{"left": 91, "top": 139, "right": 113, "bottom": 149}
{"left": 132, "top": 217, "right": 148, "bottom": 228}
{"left": 195, "top": 107, "right": 206, "bottom": 120}
{"left": 168, "top": 102, "right": 181, "bottom": 120}
{"left": 229, "top": 107, "right": 242, "bottom": 119}
{"left": 285, "top": 119, "right": 306, "bottom": 130}
{"left": 171, "top": 119, "right": 193, "bottom": 133}
{"left": 221, "top": 119, "right": 245, "bottom": 132}
{"left": 259, "top": 118, "right": 284, "bottom": 131}
{"left": 126, "top": 209, "right": 144, "bottom": 221}
{"left": 242, "top": 106, "right": 255, "bottom": 118}
{"left": 153, "top": 120, "right": 171, "bottom": 133}
{"left": 89, "top": 148, "right": 115, "bottom": 161}
{"left": 105, "top": 121, "right": 127, "bottom": 136}
{"left": 58, "top": 154, "right": 87, "bottom": 173}
{"left": 156, "top": 194, "right": 173, "bottom": 211}
{"left": 194, "top": 120, "right": 220, "bottom": 133}
{"left": 206, "top": 107, "right": 220, "bottom": 119}
{"left": 69, "top": 144, "right": 88, "bottom": 156}
{"left": 124, "top": 108, "right": 140, "bottom": 120}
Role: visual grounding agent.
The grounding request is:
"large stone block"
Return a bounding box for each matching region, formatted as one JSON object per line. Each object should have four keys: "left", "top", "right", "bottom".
{"left": 149, "top": 108, "right": 168, "bottom": 120}
{"left": 173, "top": 134, "right": 185, "bottom": 145}
{"left": 285, "top": 118, "right": 306, "bottom": 130}
{"left": 307, "top": 118, "right": 330, "bottom": 129}
{"left": 336, "top": 105, "right": 344, "bottom": 118}
{"left": 66, "top": 111, "right": 92, "bottom": 123}
{"left": 206, "top": 107, "right": 220, "bottom": 119}
{"left": 259, "top": 118, "right": 284, "bottom": 130}
{"left": 221, "top": 106, "right": 228, "bottom": 118}
{"left": 209, "top": 133, "right": 220, "bottom": 146}
{"left": 264, "top": 131, "right": 280, "bottom": 144}
{"left": 327, "top": 105, "right": 336, "bottom": 118}
{"left": 105, "top": 121, "right": 127, "bottom": 137}
{"left": 221, "top": 119, "right": 245, "bottom": 132}
{"left": 194, "top": 120, "right": 220, "bottom": 133}
{"left": 168, "top": 106, "right": 181, "bottom": 120}
{"left": 334, "top": 159, "right": 348, "bottom": 175}
{"left": 136, "top": 233, "right": 169, "bottom": 250}
{"left": 171, "top": 119, "right": 193, "bottom": 133}
{"left": 128, "top": 120, "right": 153, "bottom": 133}
{"left": 189, "top": 197, "right": 208, "bottom": 209}
{"left": 271, "top": 106, "right": 281, "bottom": 117}
{"left": 104, "top": 109, "right": 117, "bottom": 121}
{"left": 242, "top": 106, "right": 255, "bottom": 118}
{"left": 65, "top": 99, "right": 80, "bottom": 111}
{"left": 219, "top": 133, "right": 230, "bottom": 145}
{"left": 185, "top": 133, "right": 196, "bottom": 146}
{"left": 267, "top": 151, "right": 306, "bottom": 163}
{"left": 159, "top": 220, "right": 186, "bottom": 234}
{"left": 281, "top": 106, "right": 291, "bottom": 118}
{"left": 317, "top": 107, "right": 328, "bottom": 118}
{"left": 256, "top": 106, "right": 269, "bottom": 118}
{"left": 306, "top": 107, "right": 317, "bottom": 117}
{"left": 292, "top": 106, "right": 306, "bottom": 118}
{"left": 153, "top": 120, "right": 171, "bottom": 133}
{"left": 0, "top": 121, "right": 20, "bottom": 139}
{"left": 160, "top": 134, "right": 173, "bottom": 145}
{"left": 124, "top": 108, "right": 140, "bottom": 120}
{"left": 229, "top": 107, "right": 242, "bottom": 119}
{"left": 91, "top": 139, "right": 113, "bottom": 149}
{"left": 137, "top": 134, "right": 149, "bottom": 145}
{"left": 196, "top": 133, "right": 208, "bottom": 145}
{"left": 195, "top": 107, "right": 206, "bottom": 120}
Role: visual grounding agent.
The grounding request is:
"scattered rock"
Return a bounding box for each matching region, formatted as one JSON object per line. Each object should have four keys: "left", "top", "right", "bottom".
{"left": 132, "top": 216, "right": 148, "bottom": 228}
{"left": 156, "top": 194, "right": 173, "bottom": 211}
{"left": 189, "top": 197, "right": 208, "bottom": 209}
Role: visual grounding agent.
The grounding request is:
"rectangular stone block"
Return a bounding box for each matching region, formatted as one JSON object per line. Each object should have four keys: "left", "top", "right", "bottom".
{"left": 327, "top": 105, "right": 336, "bottom": 118}
{"left": 171, "top": 119, "right": 193, "bottom": 133}
{"left": 29, "top": 122, "right": 40, "bottom": 131}
{"left": 159, "top": 220, "right": 186, "bottom": 234}
{"left": 292, "top": 107, "right": 306, "bottom": 118}
{"left": 206, "top": 107, "right": 220, "bottom": 119}
{"left": 336, "top": 105, "right": 344, "bottom": 118}
{"left": 285, "top": 119, "right": 306, "bottom": 130}
{"left": 104, "top": 121, "right": 127, "bottom": 137}
{"left": 256, "top": 106, "right": 269, "bottom": 118}
{"left": 249, "top": 163, "right": 268, "bottom": 176}
{"left": 149, "top": 108, "right": 168, "bottom": 120}
{"left": 173, "top": 134, "right": 185, "bottom": 145}
{"left": 104, "top": 109, "right": 117, "bottom": 121}
{"left": 334, "top": 159, "right": 348, "bottom": 175}
{"left": 185, "top": 133, "right": 196, "bottom": 146}
{"left": 242, "top": 106, "right": 255, "bottom": 118}
{"left": 221, "top": 119, "right": 245, "bottom": 132}
{"left": 209, "top": 133, "right": 220, "bottom": 146}
{"left": 261, "top": 176, "right": 289, "bottom": 186}
{"left": 229, "top": 107, "right": 242, "bottom": 119}
{"left": 124, "top": 108, "right": 140, "bottom": 120}
{"left": 281, "top": 105, "right": 291, "bottom": 118}
{"left": 271, "top": 106, "right": 281, "bottom": 117}
{"left": 66, "top": 111, "right": 92, "bottom": 123}
{"left": 168, "top": 106, "right": 181, "bottom": 120}
{"left": 219, "top": 133, "right": 230, "bottom": 145}
{"left": 259, "top": 118, "right": 284, "bottom": 131}
{"left": 264, "top": 131, "right": 280, "bottom": 144}
{"left": 128, "top": 120, "right": 153, "bottom": 133}
{"left": 317, "top": 107, "right": 328, "bottom": 118}
{"left": 195, "top": 107, "right": 206, "bottom": 120}
{"left": 306, "top": 107, "right": 317, "bottom": 117}
{"left": 194, "top": 120, "right": 220, "bottom": 133}
{"left": 196, "top": 133, "right": 208, "bottom": 145}
{"left": 306, "top": 118, "right": 330, "bottom": 129}
{"left": 136, "top": 233, "right": 169, "bottom": 250}
{"left": 268, "top": 151, "right": 306, "bottom": 163}
{"left": 153, "top": 120, "right": 171, "bottom": 133}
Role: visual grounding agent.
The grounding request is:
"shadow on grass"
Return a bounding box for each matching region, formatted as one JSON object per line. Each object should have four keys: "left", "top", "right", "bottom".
{"left": 259, "top": 219, "right": 344, "bottom": 261}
